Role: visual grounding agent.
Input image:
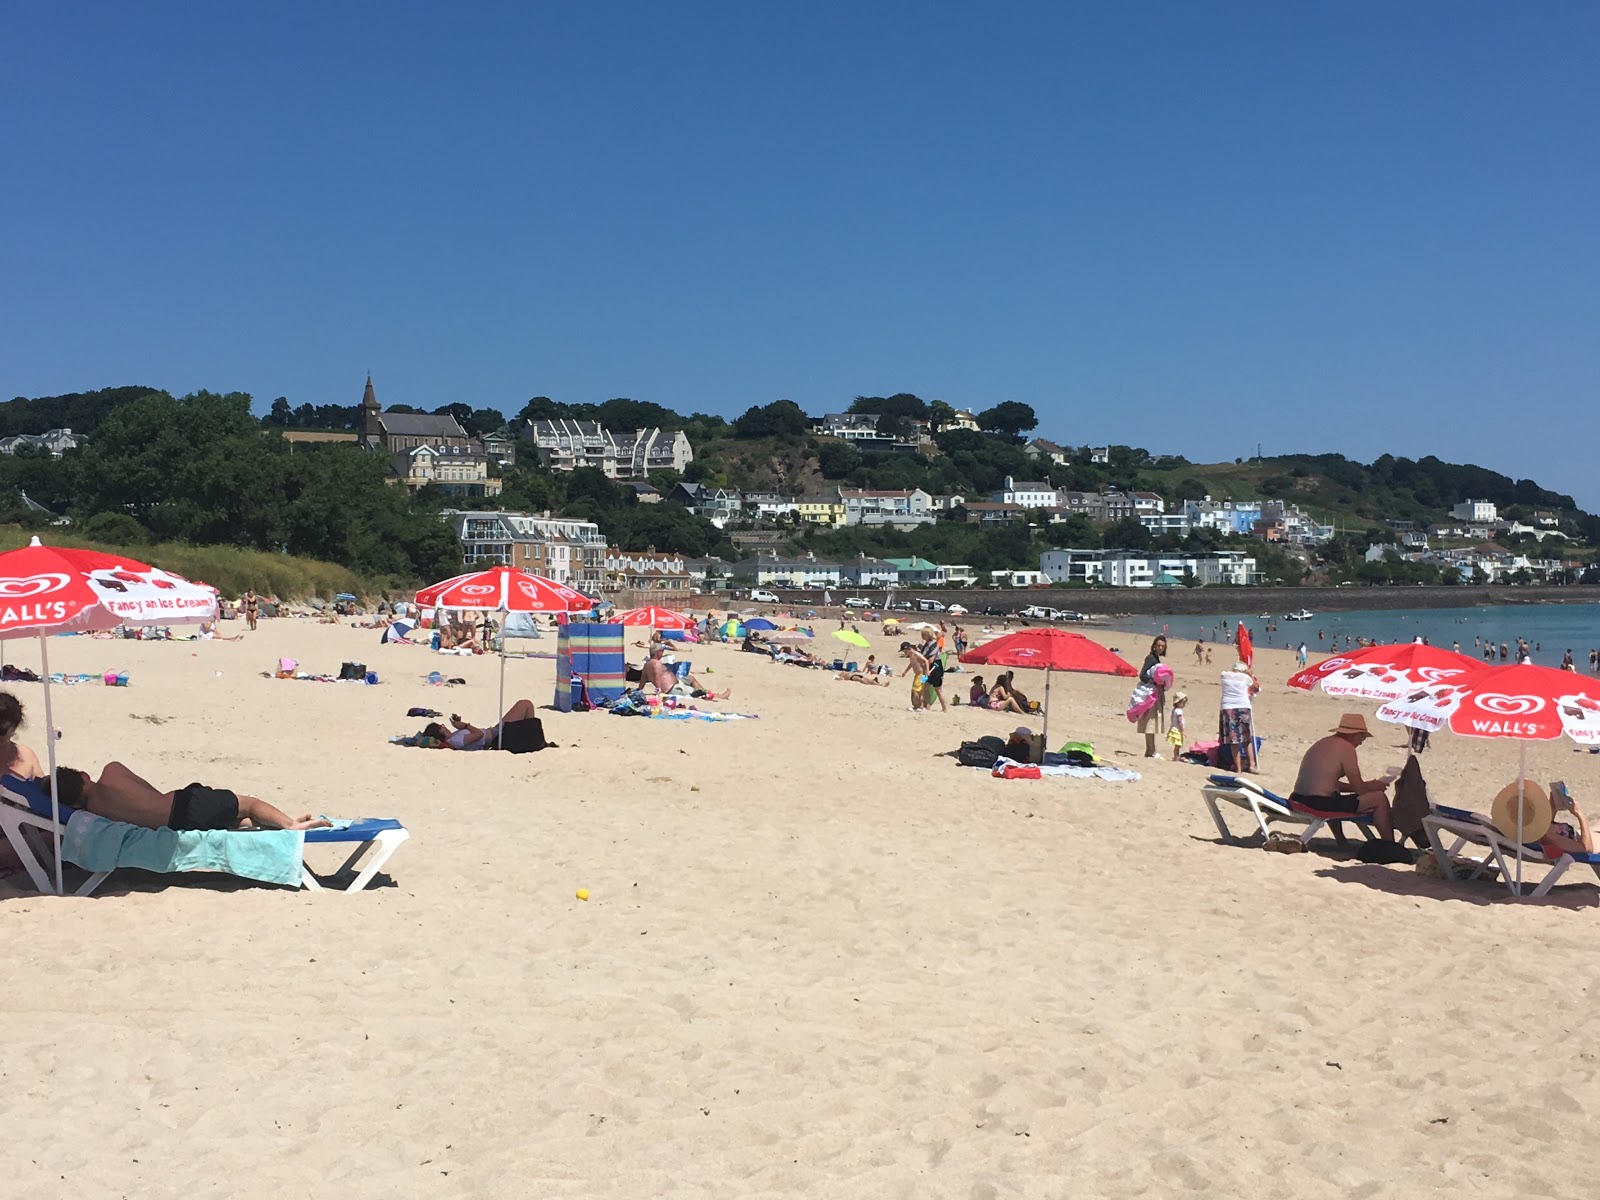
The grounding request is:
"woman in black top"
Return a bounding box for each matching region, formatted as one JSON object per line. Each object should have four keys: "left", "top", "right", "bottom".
{"left": 1139, "top": 636, "right": 1168, "bottom": 757}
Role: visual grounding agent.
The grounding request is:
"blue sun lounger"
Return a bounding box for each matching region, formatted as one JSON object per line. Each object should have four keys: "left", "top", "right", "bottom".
{"left": 1423, "top": 802, "right": 1600, "bottom": 900}
{"left": 0, "top": 775, "right": 408, "bottom": 895}
{"left": 1200, "top": 773, "right": 1378, "bottom": 848}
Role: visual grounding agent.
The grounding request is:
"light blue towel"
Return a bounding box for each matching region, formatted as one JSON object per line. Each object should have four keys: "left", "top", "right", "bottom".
{"left": 62, "top": 811, "right": 304, "bottom": 887}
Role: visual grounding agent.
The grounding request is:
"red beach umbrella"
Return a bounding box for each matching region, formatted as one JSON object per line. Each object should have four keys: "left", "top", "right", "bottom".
{"left": 960, "top": 628, "right": 1137, "bottom": 749}
{"left": 414, "top": 565, "right": 595, "bottom": 749}
{"left": 1287, "top": 642, "right": 1486, "bottom": 704}
{"left": 614, "top": 605, "right": 695, "bottom": 630}
{"left": 0, "top": 537, "right": 218, "bottom": 893}
{"left": 1375, "top": 662, "right": 1600, "bottom": 894}
{"left": 415, "top": 565, "right": 592, "bottom": 614}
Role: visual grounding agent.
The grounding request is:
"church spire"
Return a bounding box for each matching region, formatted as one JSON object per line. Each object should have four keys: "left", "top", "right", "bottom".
{"left": 362, "top": 374, "right": 378, "bottom": 411}
{"left": 361, "top": 374, "right": 382, "bottom": 444}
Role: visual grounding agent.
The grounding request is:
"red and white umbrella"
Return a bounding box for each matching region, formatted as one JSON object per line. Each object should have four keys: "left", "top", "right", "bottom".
{"left": 1375, "top": 662, "right": 1600, "bottom": 893}
{"left": 960, "top": 628, "right": 1137, "bottom": 749}
{"left": 0, "top": 537, "right": 218, "bottom": 893}
{"left": 614, "top": 605, "right": 695, "bottom": 630}
{"left": 1288, "top": 642, "right": 1485, "bottom": 704}
{"left": 414, "top": 565, "right": 595, "bottom": 746}
{"left": 415, "top": 565, "right": 591, "bottom": 614}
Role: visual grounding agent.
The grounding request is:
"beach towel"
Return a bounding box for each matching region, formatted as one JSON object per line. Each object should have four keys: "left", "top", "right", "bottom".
{"left": 61, "top": 810, "right": 304, "bottom": 888}
{"left": 992, "top": 755, "right": 1140, "bottom": 782}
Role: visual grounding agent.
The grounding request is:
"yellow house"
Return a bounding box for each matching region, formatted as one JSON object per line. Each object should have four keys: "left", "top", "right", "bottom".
{"left": 796, "top": 495, "right": 846, "bottom": 526}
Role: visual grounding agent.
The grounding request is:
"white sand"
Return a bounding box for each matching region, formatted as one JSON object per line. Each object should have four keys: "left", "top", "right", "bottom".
{"left": 2, "top": 616, "right": 1598, "bottom": 1197}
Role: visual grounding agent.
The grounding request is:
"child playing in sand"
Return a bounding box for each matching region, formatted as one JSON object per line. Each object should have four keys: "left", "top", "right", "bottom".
{"left": 1167, "top": 692, "right": 1188, "bottom": 761}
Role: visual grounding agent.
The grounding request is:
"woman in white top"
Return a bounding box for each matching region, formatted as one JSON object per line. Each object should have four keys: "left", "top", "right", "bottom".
{"left": 1218, "top": 660, "right": 1261, "bottom": 773}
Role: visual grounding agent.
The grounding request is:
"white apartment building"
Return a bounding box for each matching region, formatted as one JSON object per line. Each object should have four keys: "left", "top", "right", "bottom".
{"left": 525, "top": 419, "right": 694, "bottom": 480}
{"left": 1040, "top": 548, "right": 1255, "bottom": 587}
{"left": 444, "top": 509, "right": 607, "bottom": 590}
{"left": 995, "top": 476, "right": 1059, "bottom": 508}
{"left": 837, "top": 487, "right": 935, "bottom": 527}
{"left": 1451, "top": 499, "right": 1498, "bottom": 523}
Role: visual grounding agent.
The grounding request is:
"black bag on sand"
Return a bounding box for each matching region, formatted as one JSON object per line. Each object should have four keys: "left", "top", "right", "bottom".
{"left": 339, "top": 661, "right": 367, "bottom": 680}
{"left": 1355, "top": 840, "right": 1414, "bottom": 865}
{"left": 957, "top": 735, "right": 1005, "bottom": 769}
{"left": 499, "top": 716, "right": 552, "bottom": 753}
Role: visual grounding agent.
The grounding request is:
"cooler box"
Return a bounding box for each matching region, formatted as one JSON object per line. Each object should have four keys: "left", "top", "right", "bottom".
{"left": 555, "top": 622, "right": 626, "bottom": 712}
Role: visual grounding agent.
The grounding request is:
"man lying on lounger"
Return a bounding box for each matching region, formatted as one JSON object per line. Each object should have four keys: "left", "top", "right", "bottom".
{"left": 51, "top": 763, "right": 331, "bottom": 831}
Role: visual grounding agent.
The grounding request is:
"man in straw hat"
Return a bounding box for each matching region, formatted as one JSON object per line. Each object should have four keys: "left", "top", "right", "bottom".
{"left": 1290, "top": 712, "right": 1395, "bottom": 841}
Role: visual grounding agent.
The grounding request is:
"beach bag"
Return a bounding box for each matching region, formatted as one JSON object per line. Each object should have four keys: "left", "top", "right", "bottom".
{"left": 1355, "top": 840, "right": 1414, "bottom": 865}
{"left": 499, "top": 717, "right": 551, "bottom": 753}
{"left": 957, "top": 737, "right": 1004, "bottom": 769}
{"left": 1125, "top": 681, "right": 1157, "bottom": 723}
{"left": 339, "top": 661, "right": 367, "bottom": 681}
{"left": 1058, "top": 741, "right": 1097, "bottom": 767}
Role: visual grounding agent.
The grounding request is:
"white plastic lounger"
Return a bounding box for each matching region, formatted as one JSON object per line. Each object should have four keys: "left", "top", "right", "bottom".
{"left": 301, "top": 820, "right": 410, "bottom": 892}
{"left": 1201, "top": 774, "right": 1378, "bottom": 847}
{"left": 0, "top": 776, "right": 408, "bottom": 895}
{"left": 0, "top": 775, "right": 108, "bottom": 896}
{"left": 1423, "top": 806, "right": 1600, "bottom": 900}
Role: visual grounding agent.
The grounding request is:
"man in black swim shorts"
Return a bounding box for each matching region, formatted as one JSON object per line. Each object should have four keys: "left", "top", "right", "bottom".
{"left": 1291, "top": 712, "right": 1395, "bottom": 840}
{"left": 51, "top": 763, "right": 330, "bottom": 831}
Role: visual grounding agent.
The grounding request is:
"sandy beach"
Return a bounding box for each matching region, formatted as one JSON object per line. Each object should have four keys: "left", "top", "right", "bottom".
{"left": 4, "top": 614, "right": 1600, "bottom": 1198}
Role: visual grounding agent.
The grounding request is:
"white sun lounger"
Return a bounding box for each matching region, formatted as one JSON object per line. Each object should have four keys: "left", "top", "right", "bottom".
{"left": 0, "top": 775, "right": 408, "bottom": 895}
{"left": 1423, "top": 806, "right": 1600, "bottom": 900}
{"left": 1200, "top": 773, "right": 1378, "bottom": 847}
{"left": 0, "top": 775, "right": 108, "bottom": 896}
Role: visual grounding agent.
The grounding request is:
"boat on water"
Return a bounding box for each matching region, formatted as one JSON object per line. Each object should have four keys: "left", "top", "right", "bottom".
{"left": 1284, "top": 609, "right": 1314, "bottom": 621}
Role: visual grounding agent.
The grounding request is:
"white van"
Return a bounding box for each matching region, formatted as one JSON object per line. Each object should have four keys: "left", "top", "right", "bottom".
{"left": 749, "top": 589, "right": 780, "bottom": 604}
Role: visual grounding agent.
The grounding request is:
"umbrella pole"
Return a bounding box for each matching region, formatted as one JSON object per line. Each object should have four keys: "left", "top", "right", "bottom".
{"left": 1042, "top": 667, "right": 1052, "bottom": 751}
{"left": 39, "top": 633, "right": 63, "bottom": 896}
{"left": 497, "top": 607, "right": 508, "bottom": 749}
{"left": 1516, "top": 742, "right": 1527, "bottom": 898}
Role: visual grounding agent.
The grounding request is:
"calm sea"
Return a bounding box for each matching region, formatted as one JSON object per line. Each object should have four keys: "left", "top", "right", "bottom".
{"left": 1104, "top": 602, "right": 1600, "bottom": 667}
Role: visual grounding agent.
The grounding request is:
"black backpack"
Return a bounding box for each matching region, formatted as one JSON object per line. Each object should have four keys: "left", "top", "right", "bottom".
{"left": 338, "top": 661, "right": 367, "bottom": 680}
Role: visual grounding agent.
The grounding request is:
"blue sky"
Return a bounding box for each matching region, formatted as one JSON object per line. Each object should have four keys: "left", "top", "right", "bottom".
{"left": 4, "top": 3, "right": 1597, "bottom": 507}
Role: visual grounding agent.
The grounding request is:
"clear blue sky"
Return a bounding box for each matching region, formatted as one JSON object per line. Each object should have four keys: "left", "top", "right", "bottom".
{"left": 4, "top": 3, "right": 1597, "bottom": 507}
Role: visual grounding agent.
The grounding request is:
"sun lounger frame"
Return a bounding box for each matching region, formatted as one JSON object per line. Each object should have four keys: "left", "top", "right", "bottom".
{"left": 0, "top": 778, "right": 407, "bottom": 895}
{"left": 1201, "top": 774, "right": 1377, "bottom": 847}
{"left": 1422, "top": 810, "right": 1600, "bottom": 900}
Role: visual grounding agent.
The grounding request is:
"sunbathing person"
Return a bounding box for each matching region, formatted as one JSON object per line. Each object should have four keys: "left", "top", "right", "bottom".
{"left": 988, "top": 674, "right": 1027, "bottom": 715}
{"left": 837, "top": 656, "right": 889, "bottom": 686}
{"left": 0, "top": 691, "right": 42, "bottom": 780}
{"left": 423, "top": 698, "right": 541, "bottom": 750}
{"left": 51, "top": 762, "right": 330, "bottom": 830}
{"left": 740, "top": 633, "right": 769, "bottom": 654}
{"left": 1541, "top": 782, "right": 1595, "bottom": 858}
{"left": 968, "top": 676, "right": 992, "bottom": 709}
{"left": 642, "top": 647, "right": 729, "bottom": 699}
{"left": 999, "top": 672, "right": 1034, "bottom": 713}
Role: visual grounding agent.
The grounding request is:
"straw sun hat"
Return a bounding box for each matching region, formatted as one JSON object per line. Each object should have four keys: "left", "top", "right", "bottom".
{"left": 1490, "top": 780, "right": 1553, "bottom": 843}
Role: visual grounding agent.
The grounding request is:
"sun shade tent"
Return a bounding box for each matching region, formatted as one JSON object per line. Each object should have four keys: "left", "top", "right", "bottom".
{"left": 960, "top": 628, "right": 1138, "bottom": 749}
{"left": 0, "top": 537, "right": 218, "bottom": 894}
{"left": 415, "top": 565, "right": 594, "bottom": 746}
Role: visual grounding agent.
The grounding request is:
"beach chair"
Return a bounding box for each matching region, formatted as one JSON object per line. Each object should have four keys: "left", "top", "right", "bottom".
{"left": 1422, "top": 806, "right": 1600, "bottom": 899}
{"left": 0, "top": 775, "right": 108, "bottom": 896}
{"left": 0, "top": 775, "right": 408, "bottom": 895}
{"left": 1200, "top": 774, "right": 1377, "bottom": 848}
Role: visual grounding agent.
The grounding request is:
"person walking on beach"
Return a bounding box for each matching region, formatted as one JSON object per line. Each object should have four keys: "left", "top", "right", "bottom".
{"left": 243, "top": 589, "right": 259, "bottom": 632}
{"left": 900, "top": 641, "right": 932, "bottom": 712}
{"left": 1296, "top": 642, "right": 1308, "bottom": 668}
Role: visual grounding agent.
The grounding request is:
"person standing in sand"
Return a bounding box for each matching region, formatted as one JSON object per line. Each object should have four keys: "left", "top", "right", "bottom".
{"left": 243, "top": 589, "right": 259, "bottom": 632}
{"left": 1217, "top": 659, "right": 1260, "bottom": 773}
{"left": 1291, "top": 713, "right": 1394, "bottom": 841}
{"left": 900, "top": 641, "right": 931, "bottom": 711}
{"left": 1137, "top": 636, "right": 1169, "bottom": 758}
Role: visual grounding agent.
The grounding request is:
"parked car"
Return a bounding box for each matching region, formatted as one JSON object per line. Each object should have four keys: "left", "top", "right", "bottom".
{"left": 915, "top": 598, "right": 947, "bottom": 612}
{"left": 887, "top": 600, "right": 914, "bottom": 611}
{"left": 1019, "top": 605, "right": 1054, "bottom": 620}
{"left": 843, "top": 596, "right": 872, "bottom": 608}
{"left": 749, "top": 589, "right": 780, "bottom": 604}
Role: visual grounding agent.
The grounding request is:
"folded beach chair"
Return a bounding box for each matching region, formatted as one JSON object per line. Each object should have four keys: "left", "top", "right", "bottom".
{"left": 1200, "top": 774, "right": 1378, "bottom": 848}
{"left": 0, "top": 775, "right": 408, "bottom": 895}
{"left": 1422, "top": 805, "right": 1600, "bottom": 900}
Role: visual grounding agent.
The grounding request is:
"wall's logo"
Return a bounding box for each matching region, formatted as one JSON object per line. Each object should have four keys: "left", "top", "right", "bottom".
{"left": 0, "top": 573, "right": 69, "bottom": 598}
{"left": 1472, "top": 693, "right": 1544, "bottom": 716}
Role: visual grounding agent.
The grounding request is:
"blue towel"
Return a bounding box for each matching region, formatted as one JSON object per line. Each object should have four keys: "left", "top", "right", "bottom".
{"left": 61, "top": 811, "right": 304, "bottom": 887}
